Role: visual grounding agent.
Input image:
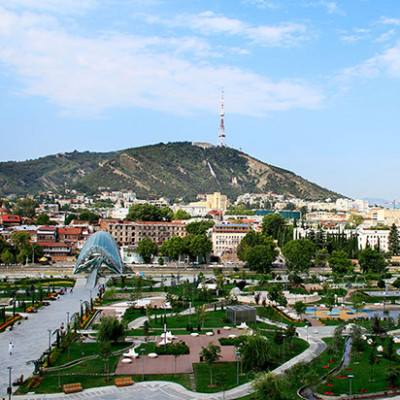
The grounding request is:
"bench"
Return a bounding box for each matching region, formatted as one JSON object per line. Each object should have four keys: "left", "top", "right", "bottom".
{"left": 115, "top": 377, "right": 134, "bottom": 387}
{"left": 62, "top": 383, "right": 83, "bottom": 394}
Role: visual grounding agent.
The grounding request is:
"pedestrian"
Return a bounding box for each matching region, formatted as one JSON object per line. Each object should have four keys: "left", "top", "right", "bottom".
{"left": 9, "top": 341, "right": 14, "bottom": 355}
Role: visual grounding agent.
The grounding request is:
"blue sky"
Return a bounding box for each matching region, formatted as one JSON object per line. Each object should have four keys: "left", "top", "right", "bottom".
{"left": 1, "top": 0, "right": 400, "bottom": 200}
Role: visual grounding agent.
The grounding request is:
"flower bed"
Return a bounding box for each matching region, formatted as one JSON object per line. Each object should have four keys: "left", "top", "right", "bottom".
{"left": 0, "top": 314, "right": 21, "bottom": 331}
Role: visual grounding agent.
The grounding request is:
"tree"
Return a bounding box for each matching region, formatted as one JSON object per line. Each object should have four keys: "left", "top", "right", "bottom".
{"left": 11, "top": 231, "right": 31, "bottom": 249}
{"left": 282, "top": 239, "right": 315, "bottom": 273}
{"left": 1, "top": 250, "right": 15, "bottom": 265}
{"left": 126, "top": 203, "right": 173, "bottom": 222}
{"left": 36, "top": 212, "right": 50, "bottom": 225}
{"left": 78, "top": 210, "right": 100, "bottom": 223}
{"left": 173, "top": 209, "right": 191, "bottom": 220}
{"left": 246, "top": 242, "right": 278, "bottom": 274}
{"left": 328, "top": 250, "right": 353, "bottom": 274}
{"left": 189, "top": 235, "right": 212, "bottom": 262}
{"left": 348, "top": 214, "right": 364, "bottom": 227}
{"left": 97, "top": 316, "right": 125, "bottom": 343}
{"left": 137, "top": 238, "right": 158, "bottom": 263}
{"left": 185, "top": 221, "right": 214, "bottom": 235}
{"left": 389, "top": 223, "right": 400, "bottom": 256}
{"left": 252, "top": 372, "right": 290, "bottom": 400}
{"left": 241, "top": 333, "right": 270, "bottom": 370}
{"left": 196, "top": 304, "right": 206, "bottom": 329}
{"left": 358, "top": 247, "right": 387, "bottom": 273}
{"left": 13, "top": 198, "right": 38, "bottom": 219}
{"left": 350, "top": 324, "right": 363, "bottom": 352}
{"left": 314, "top": 248, "right": 328, "bottom": 268}
{"left": 64, "top": 213, "right": 77, "bottom": 225}
{"left": 160, "top": 236, "right": 185, "bottom": 261}
{"left": 199, "top": 343, "right": 221, "bottom": 387}
{"left": 237, "top": 230, "right": 266, "bottom": 261}
{"left": 262, "top": 213, "right": 286, "bottom": 240}
{"left": 98, "top": 339, "right": 111, "bottom": 380}
{"left": 293, "top": 301, "right": 306, "bottom": 321}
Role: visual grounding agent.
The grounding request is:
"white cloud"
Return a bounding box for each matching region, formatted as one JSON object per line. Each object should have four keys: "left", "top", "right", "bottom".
{"left": 242, "top": 0, "right": 279, "bottom": 9}
{"left": 340, "top": 41, "right": 400, "bottom": 81}
{"left": 306, "top": 1, "right": 344, "bottom": 15}
{"left": 380, "top": 16, "right": 400, "bottom": 26}
{"left": 0, "top": 7, "right": 323, "bottom": 117}
{"left": 0, "top": 0, "right": 97, "bottom": 14}
{"left": 375, "top": 29, "right": 396, "bottom": 43}
{"left": 340, "top": 28, "right": 369, "bottom": 43}
{"left": 148, "top": 11, "right": 309, "bottom": 47}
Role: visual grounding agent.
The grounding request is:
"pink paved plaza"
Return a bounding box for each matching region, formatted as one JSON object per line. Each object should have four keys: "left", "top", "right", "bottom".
{"left": 115, "top": 328, "right": 242, "bottom": 375}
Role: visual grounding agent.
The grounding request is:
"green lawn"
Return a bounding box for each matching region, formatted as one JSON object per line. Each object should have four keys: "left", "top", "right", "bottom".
{"left": 52, "top": 342, "right": 129, "bottom": 367}
{"left": 193, "top": 361, "right": 253, "bottom": 392}
{"left": 317, "top": 343, "right": 400, "bottom": 396}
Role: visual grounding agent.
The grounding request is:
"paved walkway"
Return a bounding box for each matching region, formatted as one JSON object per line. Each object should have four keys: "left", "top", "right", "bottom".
{"left": 0, "top": 277, "right": 94, "bottom": 397}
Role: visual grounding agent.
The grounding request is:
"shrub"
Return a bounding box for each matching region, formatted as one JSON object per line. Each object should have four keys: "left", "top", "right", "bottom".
{"left": 157, "top": 341, "right": 189, "bottom": 355}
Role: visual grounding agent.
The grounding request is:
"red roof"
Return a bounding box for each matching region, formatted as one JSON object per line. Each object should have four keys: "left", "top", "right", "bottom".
{"left": 58, "top": 227, "right": 83, "bottom": 235}
{"left": 37, "top": 225, "right": 57, "bottom": 232}
{"left": 1, "top": 215, "right": 20, "bottom": 223}
{"left": 135, "top": 221, "right": 185, "bottom": 226}
{"left": 37, "top": 241, "right": 70, "bottom": 248}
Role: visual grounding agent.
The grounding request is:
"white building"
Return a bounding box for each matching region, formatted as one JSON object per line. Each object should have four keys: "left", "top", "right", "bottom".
{"left": 336, "top": 198, "right": 369, "bottom": 213}
{"left": 173, "top": 204, "right": 207, "bottom": 217}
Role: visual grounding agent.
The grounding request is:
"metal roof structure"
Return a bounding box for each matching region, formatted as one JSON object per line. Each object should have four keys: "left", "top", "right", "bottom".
{"left": 74, "top": 231, "right": 123, "bottom": 275}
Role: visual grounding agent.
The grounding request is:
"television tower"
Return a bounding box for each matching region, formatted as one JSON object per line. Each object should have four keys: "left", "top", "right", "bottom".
{"left": 218, "top": 90, "right": 226, "bottom": 147}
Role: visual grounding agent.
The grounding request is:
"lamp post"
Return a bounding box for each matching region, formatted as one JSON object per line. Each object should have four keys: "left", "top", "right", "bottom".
{"left": 66, "top": 312, "right": 70, "bottom": 359}
{"left": 282, "top": 334, "right": 286, "bottom": 360}
{"left": 348, "top": 374, "right": 354, "bottom": 397}
{"left": 7, "top": 366, "right": 12, "bottom": 400}
{"left": 189, "top": 301, "right": 191, "bottom": 326}
{"left": 236, "top": 350, "right": 241, "bottom": 385}
{"left": 66, "top": 312, "right": 70, "bottom": 331}
{"left": 48, "top": 329, "right": 52, "bottom": 353}
{"left": 141, "top": 348, "right": 145, "bottom": 381}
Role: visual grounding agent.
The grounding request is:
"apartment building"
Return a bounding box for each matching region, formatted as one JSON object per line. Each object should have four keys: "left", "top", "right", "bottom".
{"left": 212, "top": 223, "right": 252, "bottom": 256}
{"left": 107, "top": 221, "right": 187, "bottom": 247}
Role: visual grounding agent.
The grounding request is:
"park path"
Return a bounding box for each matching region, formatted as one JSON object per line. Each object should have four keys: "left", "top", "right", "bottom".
{"left": 0, "top": 277, "right": 95, "bottom": 397}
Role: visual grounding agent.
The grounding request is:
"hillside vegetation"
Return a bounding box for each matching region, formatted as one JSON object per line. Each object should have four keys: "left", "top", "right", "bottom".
{"left": 0, "top": 142, "right": 339, "bottom": 200}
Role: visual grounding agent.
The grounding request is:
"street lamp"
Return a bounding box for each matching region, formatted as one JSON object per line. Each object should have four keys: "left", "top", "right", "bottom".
{"left": 66, "top": 312, "right": 71, "bottom": 359}
{"left": 140, "top": 348, "right": 145, "bottom": 381}
{"left": 282, "top": 334, "right": 286, "bottom": 360}
{"left": 7, "top": 366, "right": 12, "bottom": 400}
{"left": 48, "top": 329, "right": 52, "bottom": 353}
{"left": 348, "top": 374, "right": 354, "bottom": 397}
{"left": 236, "top": 350, "right": 241, "bottom": 385}
{"left": 66, "top": 312, "right": 70, "bottom": 330}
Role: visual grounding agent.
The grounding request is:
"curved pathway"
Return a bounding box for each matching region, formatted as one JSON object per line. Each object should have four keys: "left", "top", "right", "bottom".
{"left": 0, "top": 277, "right": 95, "bottom": 397}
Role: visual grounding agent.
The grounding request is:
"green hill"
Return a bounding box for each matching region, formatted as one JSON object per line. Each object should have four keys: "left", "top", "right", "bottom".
{"left": 74, "top": 142, "right": 339, "bottom": 200}
{"left": 0, "top": 150, "right": 120, "bottom": 196}
{"left": 0, "top": 142, "right": 340, "bottom": 200}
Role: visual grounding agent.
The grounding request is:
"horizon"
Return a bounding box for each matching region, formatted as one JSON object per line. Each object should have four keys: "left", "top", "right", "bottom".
{"left": 0, "top": 1, "right": 400, "bottom": 199}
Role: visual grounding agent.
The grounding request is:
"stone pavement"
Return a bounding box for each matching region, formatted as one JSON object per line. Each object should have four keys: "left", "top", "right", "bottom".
{"left": 0, "top": 277, "right": 94, "bottom": 397}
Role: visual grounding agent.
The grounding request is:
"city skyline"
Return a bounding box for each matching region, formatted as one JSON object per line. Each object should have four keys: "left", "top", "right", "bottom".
{"left": 1, "top": 1, "right": 400, "bottom": 199}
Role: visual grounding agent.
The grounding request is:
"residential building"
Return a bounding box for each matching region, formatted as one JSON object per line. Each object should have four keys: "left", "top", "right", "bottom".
{"left": 212, "top": 223, "right": 252, "bottom": 256}
{"left": 189, "top": 192, "right": 228, "bottom": 211}
{"left": 107, "top": 220, "right": 187, "bottom": 247}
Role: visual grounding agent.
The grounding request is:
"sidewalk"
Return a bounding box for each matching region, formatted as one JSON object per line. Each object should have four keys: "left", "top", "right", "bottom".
{"left": 0, "top": 277, "right": 95, "bottom": 397}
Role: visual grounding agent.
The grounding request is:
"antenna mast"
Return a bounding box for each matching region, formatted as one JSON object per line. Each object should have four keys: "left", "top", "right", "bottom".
{"left": 218, "top": 90, "right": 225, "bottom": 147}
